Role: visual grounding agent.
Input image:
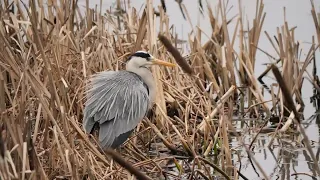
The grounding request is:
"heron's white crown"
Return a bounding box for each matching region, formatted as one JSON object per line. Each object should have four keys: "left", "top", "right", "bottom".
{"left": 135, "top": 50, "right": 149, "bottom": 54}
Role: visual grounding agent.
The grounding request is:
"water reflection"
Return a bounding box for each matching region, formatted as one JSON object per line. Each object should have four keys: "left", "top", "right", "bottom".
{"left": 230, "top": 121, "right": 320, "bottom": 180}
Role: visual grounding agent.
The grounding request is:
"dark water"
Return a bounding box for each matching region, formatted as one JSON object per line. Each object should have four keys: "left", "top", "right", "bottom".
{"left": 81, "top": 1, "right": 320, "bottom": 179}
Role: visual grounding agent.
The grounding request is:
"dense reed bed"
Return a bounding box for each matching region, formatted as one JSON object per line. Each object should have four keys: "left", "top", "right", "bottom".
{"left": 0, "top": 0, "right": 319, "bottom": 179}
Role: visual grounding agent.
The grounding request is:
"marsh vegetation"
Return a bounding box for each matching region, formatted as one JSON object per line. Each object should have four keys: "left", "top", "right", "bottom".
{"left": 0, "top": 0, "right": 320, "bottom": 179}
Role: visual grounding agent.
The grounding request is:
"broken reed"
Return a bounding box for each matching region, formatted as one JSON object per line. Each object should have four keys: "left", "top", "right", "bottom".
{"left": 0, "top": 0, "right": 319, "bottom": 179}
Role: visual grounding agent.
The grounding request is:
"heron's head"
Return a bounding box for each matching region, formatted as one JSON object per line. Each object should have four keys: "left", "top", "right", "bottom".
{"left": 127, "top": 51, "right": 176, "bottom": 69}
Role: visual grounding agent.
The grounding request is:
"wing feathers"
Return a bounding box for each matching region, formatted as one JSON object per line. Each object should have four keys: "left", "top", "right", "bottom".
{"left": 83, "top": 71, "right": 150, "bottom": 149}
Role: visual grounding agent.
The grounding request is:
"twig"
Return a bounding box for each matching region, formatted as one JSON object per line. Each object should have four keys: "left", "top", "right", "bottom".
{"left": 104, "top": 148, "right": 152, "bottom": 180}
{"left": 198, "top": 156, "right": 231, "bottom": 180}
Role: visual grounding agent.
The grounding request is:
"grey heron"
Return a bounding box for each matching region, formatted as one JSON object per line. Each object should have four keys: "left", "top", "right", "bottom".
{"left": 83, "top": 51, "right": 176, "bottom": 149}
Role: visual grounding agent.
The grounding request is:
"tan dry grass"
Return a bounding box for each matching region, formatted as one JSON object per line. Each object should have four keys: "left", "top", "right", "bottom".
{"left": 0, "top": 0, "right": 319, "bottom": 179}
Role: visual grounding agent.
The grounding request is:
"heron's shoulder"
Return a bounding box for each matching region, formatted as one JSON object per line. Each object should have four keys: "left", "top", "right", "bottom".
{"left": 93, "top": 70, "right": 135, "bottom": 78}
{"left": 91, "top": 70, "right": 146, "bottom": 88}
{"left": 99, "top": 70, "right": 144, "bottom": 81}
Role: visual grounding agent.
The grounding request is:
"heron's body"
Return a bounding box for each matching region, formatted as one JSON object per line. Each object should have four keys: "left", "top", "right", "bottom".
{"left": 83, "top": 51, "right": 175, "bottom": 149}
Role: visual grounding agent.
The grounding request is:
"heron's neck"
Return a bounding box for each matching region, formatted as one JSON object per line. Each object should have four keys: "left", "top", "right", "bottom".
{"left": 126, "top": 64, "right": 156, "bottom": 103}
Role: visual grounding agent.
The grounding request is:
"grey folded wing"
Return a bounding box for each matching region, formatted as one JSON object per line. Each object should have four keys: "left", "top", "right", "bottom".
{"left": 83, "top": 70, "right": 150, "bottom": 149}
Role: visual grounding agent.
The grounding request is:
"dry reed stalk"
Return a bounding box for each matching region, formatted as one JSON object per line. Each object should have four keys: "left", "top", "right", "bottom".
{"left": 225, "top": 119, "right": 270, "bottom": 180}
{"left": 311, "top": 0, "right": 320, "bottom": 45}
{"left": 182, "top": 3, "right": 221, "bottom": 92}
{"left": 271, "top": 64, "right": 320, "bottom": 176}
{"left": 270, "top": 83, "right": 278, "bottom": 115}
{"left": 237, "top": 51, "right": 271, "bottom": 116}
{"left": 219, "top": 0, "right": 236, "bottom": 89}
{"left": 280, "top": 104, "right": 301, "bottom": 132}
{"left": 237, "top": 0, "right": 270, "bottom": 118}
{"left": 156, "top": 104, "right": 195, "bottom": 157}
{"left": 145, "top": 119, "right": 177, "bottom": 153}
{"left": 146, "top": 0, "right": 168, "bottom": 129}
{"left": 68, "top": 117, "right": 109, "bottom": 165}
{"left": 198, "top": 156, "right": 231, "bottom": 180}
{"left": 133, "top": 10, "right": 147, "bottom": 52}
{"left": 158, "top": 34, "right": 193, "bottom": 75}
{"left": 198, "top": 85, "right": 236, "bottom": 132}
{"left": 271, "top": 65, "right": 300, "bottom": 121}
{"left": 104, "top": 148, "right": 152, "bottom": 180}
{"left": 220, "top": 115, "right": 233, "bottom": 175}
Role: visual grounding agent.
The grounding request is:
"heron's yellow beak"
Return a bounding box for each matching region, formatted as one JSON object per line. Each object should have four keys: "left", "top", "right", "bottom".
{"left": 150, "top": 58, "right": 176, "bottom": 67}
